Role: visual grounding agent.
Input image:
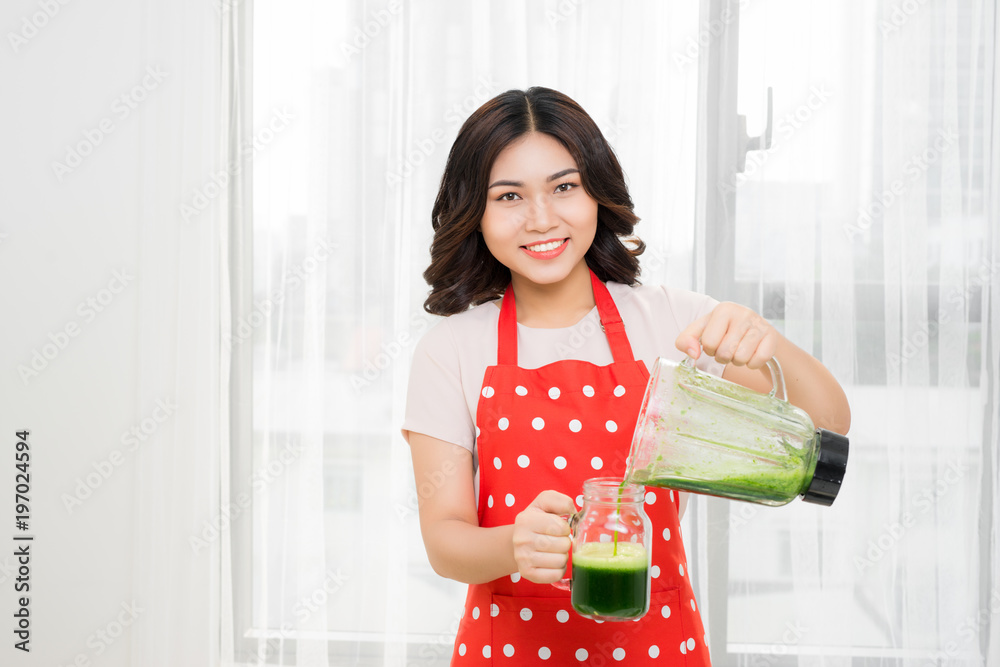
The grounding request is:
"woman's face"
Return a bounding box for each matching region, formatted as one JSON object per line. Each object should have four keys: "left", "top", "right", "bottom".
{"left": 480, "top": 132, "right": 598, "bottom": 289}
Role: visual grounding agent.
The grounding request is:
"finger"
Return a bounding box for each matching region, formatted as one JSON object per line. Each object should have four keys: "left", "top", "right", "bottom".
{"left": 675, "top": 313, "right": 709, "bottom": 358}
{"left": 531, "top": 533, "right": 572, "bottom": 554}
{"left": 746, "top": 332, "right": 778, "bottom": 370}
{"left": 713, "top": 318, "right": 754, "bottom": 364}
{"left": 699, "top": 307, "right": 736, "bottom": 360}
{"left": 521, "top": 564, "right": 568, "bottom": 585}
{"left": 530, "top": 490, "right": 577, "bottom": 517}
{"left": 730, "top": 326, "right": 764, "bottom": 367}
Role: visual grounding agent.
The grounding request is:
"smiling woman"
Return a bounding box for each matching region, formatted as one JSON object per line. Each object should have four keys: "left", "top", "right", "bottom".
{"left": 423, "top": 87, "right": 645, "bottom": 316}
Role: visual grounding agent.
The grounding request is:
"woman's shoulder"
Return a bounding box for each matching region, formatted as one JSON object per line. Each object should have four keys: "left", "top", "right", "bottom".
{"left": 606, "top": 280, "right": 718, "bottom": 315}
{"left": 414, "top": 299, "right": 500, "bottom": 356}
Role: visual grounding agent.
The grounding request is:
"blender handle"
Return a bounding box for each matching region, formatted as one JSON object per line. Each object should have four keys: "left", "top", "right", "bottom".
{"left": 682, "top": 354, "right": 786, "bottom": 400}
{"left": 551, "top": 510, "right": 581, "bottom": 592}
{"left": 765, "top": 357, "right": 786, "bottom": 401}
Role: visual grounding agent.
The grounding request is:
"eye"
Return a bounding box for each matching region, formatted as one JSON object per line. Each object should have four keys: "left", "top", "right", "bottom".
{"left": 555, "top": 182, "right": 578, "bottom": 193}
{"left": 496, "top": 192, "right": 521, "bottom": 201}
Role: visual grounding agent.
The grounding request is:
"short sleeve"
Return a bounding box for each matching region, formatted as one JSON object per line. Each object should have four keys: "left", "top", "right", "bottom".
{"left": 401, "top": 318, "right": 476, "bottom": 452}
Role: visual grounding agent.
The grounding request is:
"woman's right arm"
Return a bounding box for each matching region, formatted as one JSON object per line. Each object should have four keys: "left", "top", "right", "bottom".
{"left": 409, "top": 432, "right": 576, "bottom": 585}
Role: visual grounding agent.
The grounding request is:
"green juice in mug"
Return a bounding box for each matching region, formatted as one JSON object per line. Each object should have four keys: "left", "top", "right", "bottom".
{"left": 570, "top": 541, "right": 649, "bottom": 619}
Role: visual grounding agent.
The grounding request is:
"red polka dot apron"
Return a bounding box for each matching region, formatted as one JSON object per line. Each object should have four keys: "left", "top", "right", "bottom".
{"left": 451, "top": 269, "right": 710, "bottom": 665}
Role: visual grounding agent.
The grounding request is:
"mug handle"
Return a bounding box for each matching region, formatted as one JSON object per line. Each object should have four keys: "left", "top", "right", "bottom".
{"left": 550, "top": 510, "right": 581, "bottom": 591}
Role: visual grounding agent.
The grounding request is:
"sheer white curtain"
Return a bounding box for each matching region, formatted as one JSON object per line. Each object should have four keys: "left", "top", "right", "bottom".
{"left": 708, "top": 0, "right": 1000, "bottom": 664}
{"left": 129, "top": 0, "right": 230, "bottom": 665}
{"left": 243, "top": 1, "right": 703, "bottom": 665}
{"left": 240, "top": 0, "right": 999, "bottom": 666}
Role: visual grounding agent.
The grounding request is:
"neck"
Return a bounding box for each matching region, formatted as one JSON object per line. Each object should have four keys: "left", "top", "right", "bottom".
{"left": 509, "top": 261, "right": 596, "bottom": 328}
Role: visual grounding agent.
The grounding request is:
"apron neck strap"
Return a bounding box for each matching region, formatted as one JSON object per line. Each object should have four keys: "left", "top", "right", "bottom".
{"left": 497, "top": 268, "right": 637, "bottom": 365}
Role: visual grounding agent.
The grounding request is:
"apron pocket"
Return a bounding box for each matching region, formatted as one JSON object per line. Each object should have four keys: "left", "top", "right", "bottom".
{"left": 489, "top": 589, "right": 689, "bottom": 665}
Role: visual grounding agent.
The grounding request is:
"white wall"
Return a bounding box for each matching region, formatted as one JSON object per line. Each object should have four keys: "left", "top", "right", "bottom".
{"left": 1, "top": 2, "right": 217, "bottom": 665}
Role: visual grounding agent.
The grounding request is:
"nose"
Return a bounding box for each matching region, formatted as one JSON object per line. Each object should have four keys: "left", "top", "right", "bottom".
{"left": 524, "top": 193, "right": 557, "bottom": 233}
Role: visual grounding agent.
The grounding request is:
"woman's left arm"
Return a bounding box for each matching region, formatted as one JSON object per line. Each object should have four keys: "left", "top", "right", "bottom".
{"left": 675, "top": 301, "right": 851, "bottom": 435}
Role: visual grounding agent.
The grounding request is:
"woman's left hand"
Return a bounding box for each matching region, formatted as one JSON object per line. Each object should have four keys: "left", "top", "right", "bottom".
{"left": 675, "top": 302, "right": 779, "bottom": 370}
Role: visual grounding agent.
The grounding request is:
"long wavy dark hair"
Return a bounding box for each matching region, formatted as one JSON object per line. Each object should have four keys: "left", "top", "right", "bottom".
{"left": 423, "top": 86, "right": 645, "bottom": 315}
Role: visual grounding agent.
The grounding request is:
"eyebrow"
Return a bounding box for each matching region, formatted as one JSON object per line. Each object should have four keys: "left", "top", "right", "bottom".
{"left": 488, "top": 168, "right": 580, "bottom": 189}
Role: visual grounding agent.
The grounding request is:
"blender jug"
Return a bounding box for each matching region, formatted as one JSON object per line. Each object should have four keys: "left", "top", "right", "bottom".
{"left": 625, "top": 357, "right": 848, "bottom": 506}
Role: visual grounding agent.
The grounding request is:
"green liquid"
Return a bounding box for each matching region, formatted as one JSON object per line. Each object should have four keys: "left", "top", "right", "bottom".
{"left": 571, "top": 542, "right": 648, "bottom": 619}
{"left": 630, "top": 461, "right": 806, "bottom": 504}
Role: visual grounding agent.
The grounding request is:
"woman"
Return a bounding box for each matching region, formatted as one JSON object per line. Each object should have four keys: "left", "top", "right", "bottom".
{"left": 402, "top": 86, "right": 850, "bottom": 665}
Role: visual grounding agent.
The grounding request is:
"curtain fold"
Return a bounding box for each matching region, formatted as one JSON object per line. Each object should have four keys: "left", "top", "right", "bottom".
{"left": 130, "top": 1, "right": 227, "bottom": 665}
{"left": 239, "top": 1, "right": 999, "bottom": 665}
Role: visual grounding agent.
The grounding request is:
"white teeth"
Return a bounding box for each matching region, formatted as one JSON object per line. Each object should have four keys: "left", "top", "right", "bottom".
{"left": 526, "top": 240, "right": 564, "bottom": 252}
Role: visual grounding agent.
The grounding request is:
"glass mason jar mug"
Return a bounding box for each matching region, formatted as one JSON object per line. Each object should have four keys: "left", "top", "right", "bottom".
{"left": 553, "top": 478, "right": 651, "bottom": 621}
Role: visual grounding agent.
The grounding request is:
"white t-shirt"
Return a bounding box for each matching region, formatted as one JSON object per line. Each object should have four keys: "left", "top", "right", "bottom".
{"left": 402, "top": 282, "right": 726, "bottom": 478}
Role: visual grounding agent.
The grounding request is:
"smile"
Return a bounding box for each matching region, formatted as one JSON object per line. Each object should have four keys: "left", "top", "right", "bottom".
{"left": 521, "top": 238, "right": 569, "bottom": 259}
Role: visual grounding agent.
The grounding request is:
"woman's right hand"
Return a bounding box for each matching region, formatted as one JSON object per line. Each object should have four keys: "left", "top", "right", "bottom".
{"left": 512, "top": 490, "right": 577, "bottom": 584}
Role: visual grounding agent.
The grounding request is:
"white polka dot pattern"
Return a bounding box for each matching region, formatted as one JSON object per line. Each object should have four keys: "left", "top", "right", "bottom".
{"left": 498, "top": 417, "right": 509, "bottom": 430}
{"left": 458, "top": 643, "right": 466, "bottom": 656}
{"left": 614, "top": 385, "right": 626, "bottom": 397}
{"left": 520, "top": 607, "right": 532, "bottom": 621}
{"left": 582, "top": 385, "right": 595, "bottom": 397}
{"left": 515, "top": 385, "right": 527, "bottom": 396}
{"left": 569, "top": 419, "right": 582, "bottom": 432}
{"left": 483, "top": 644, "right": 491, "bottom": 658}
{"left": 482, "top": 386, "right": 494, "bottom": 398}
{"left": 605, "top": 420, "right": 618, "bottom": 432}
{"left": 576, "top": 648, "right": 588, "bottom": 661}
{"left": 539, "top": 646, "right": 551, "bottom": 659}
{"left": 649, "top": 645, "right": 660, "bottom": 658}
{"left": 554, "top": 456, "right": 567, "bottom": 469}
{"left": 591, "top": 456, "right": 603, "bottom": 470}
{"left": 517, "top": 454, "right": 530, "bottom": 468}
{"left": 503, "top": 644, "right": 514, "bottom": 657}
{"left": 532, "top": 417, "right": 545, "bottom": 430}
{"left": 556, "top": 610, "right": 569, "bottom": 623}
{"left": 505, "top": 493, "right": 515, "bottom": 507}
{"left": 548, "top": 387, "right": 560, "bottom": 399}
